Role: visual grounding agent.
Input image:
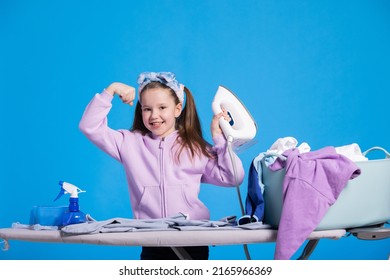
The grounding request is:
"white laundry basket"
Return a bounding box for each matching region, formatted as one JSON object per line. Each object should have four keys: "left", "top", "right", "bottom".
{"left": 263, "top": 147, "right": 390, "bottom": 230}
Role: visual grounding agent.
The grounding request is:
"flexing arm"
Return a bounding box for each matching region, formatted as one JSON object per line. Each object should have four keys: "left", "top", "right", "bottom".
{"left": 78, "top": 83, "right": 136, "bottom": 161}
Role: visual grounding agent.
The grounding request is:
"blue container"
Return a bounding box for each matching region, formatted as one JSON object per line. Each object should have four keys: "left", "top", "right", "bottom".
{"left": 29, "top": 205, "right": 68, "bottom": 226}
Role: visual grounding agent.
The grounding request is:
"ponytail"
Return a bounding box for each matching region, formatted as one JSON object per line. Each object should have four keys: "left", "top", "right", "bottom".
{"left": 176, "top": 87, "right": 213, "bottom": 160}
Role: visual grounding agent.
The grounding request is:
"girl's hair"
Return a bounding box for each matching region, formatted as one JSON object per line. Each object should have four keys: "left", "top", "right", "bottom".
{"left": 131, "top": 81, "right": 213, "bottom": 160}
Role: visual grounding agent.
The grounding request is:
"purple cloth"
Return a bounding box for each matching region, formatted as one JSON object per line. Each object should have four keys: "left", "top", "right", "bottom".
{"left": 269, "top": 147, "right": 361, "bottom": 259}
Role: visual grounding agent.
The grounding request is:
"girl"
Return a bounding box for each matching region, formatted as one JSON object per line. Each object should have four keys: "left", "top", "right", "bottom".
{"left": 79, "top": 72, "right": 245, "bottom": 259}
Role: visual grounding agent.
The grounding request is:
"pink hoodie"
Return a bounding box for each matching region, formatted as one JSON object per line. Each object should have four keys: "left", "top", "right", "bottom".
{"left": 79, "top": 91, "right": 244, "bottom": 220}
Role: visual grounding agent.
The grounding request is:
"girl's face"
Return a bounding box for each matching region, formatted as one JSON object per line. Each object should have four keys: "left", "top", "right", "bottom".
{"left": 140, "top": 88, "right": 182, "bottom": 138}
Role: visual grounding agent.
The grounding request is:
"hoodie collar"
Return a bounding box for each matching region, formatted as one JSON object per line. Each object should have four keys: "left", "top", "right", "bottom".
{"left": 149, "top": 130, "right": 179, "bottom": 143}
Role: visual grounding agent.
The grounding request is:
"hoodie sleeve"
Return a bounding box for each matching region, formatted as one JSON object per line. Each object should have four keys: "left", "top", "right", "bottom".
{"left": 201, "top": 134, "right": 245, "bottom": 187}
{"left": 79, "top": 90, "right": 125, "bottom": 162}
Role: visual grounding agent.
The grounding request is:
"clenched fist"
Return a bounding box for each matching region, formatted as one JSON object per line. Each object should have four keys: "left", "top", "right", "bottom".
{"left": 105, "top": 82, "right": 136, "bottom": 106}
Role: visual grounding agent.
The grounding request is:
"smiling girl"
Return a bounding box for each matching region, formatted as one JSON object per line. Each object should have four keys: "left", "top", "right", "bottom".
{"left": 79, "top": 72, "right": 244, "bottom": 259}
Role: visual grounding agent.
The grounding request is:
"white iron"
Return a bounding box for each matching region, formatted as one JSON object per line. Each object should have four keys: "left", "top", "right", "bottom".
{"left": 212, "top": 85, "right": 257, "bottom": 151}
{"left": 212, "top": 85, "right": 257, "bottom": 260}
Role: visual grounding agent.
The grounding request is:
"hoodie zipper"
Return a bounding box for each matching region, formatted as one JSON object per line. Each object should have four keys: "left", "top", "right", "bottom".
{"left": 159, "top": 137, "right": 166, "bottom": 217}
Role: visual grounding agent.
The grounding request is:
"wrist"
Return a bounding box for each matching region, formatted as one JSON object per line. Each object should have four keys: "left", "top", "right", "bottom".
{"left": 104, "top": 83, "right": 117, "bottom": 96}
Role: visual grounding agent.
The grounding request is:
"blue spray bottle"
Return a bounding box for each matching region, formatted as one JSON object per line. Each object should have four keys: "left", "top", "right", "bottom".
{"left": 54, "top": 181, "right": 87, "bottom": 226}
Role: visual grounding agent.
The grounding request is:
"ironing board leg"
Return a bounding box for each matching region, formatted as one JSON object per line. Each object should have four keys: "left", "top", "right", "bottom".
{"left": 171, "top": 247, "right": 193, "bottom": 260}
{"left": 297, "top": 240, "right": 320, "bottom": 260}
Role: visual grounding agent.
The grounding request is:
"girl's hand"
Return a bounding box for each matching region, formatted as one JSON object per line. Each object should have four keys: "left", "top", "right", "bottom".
{"left": 211, "top": 108, "right": 231, "bottom": 137}
{"left": 105, "top": 82, "right": 136, "bottom": 106}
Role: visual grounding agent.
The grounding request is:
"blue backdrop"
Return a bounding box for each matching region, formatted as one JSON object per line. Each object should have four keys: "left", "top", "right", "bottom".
{"left": 1, "top": 0, "right": 389, "bottom": 260}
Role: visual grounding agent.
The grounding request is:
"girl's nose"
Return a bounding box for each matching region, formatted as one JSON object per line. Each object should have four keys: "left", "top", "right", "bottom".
{"left": 150, "top": 109, "right": 158, "bottom": 118}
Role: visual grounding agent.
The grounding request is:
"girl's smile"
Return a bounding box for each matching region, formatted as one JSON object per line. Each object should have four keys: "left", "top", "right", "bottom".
{"left": 140, "top": 88, "right": 182, "bottom": 138}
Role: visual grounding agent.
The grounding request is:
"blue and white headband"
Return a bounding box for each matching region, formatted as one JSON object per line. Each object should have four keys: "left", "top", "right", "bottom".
{"left": 137, "top": 72, "right": 185, "bottom": 103}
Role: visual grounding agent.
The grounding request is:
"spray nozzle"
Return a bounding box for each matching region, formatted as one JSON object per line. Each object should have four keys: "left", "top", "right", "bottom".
{"left": 54, "top": 181, "right": 86, "bottom": 201}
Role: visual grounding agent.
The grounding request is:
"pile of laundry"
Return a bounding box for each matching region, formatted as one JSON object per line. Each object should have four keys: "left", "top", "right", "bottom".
{"left": 244, "top": 137, "right": 364, "bottom": 259}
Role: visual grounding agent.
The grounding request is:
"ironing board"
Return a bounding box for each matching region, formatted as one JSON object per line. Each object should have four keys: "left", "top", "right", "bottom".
{"left": 0, "top": 227, "right": 346, "bottom": 259}
{"left": 2, "top": 225, "right": 389, "bottom": 259}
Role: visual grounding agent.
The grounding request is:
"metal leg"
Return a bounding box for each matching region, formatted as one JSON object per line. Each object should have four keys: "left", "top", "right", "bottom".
{"left": 243, "top": 244, "right": 251, "bottom": 260}
{"left": 297, "top": 240, "right": 320, "bottom": 260}
{"left": 171, "top": 247, "right": 193, "bottom": 260}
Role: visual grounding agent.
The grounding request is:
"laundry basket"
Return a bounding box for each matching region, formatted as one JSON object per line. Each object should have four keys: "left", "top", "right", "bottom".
{"left": 262, "top": 147, "right": 390, "bottom": 230}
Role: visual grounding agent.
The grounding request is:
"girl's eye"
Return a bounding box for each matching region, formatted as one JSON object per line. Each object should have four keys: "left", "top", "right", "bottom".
{"left": 160, "top": 106, "right": 166, "bottom": 110}
{"left": 142, "top": 108, "right": 151, "bottom": 112}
